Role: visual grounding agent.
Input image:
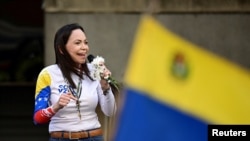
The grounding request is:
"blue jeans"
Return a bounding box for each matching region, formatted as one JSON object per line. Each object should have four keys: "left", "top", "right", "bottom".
{"left": 49, "top": 135, "right": 103, "bottom": 141}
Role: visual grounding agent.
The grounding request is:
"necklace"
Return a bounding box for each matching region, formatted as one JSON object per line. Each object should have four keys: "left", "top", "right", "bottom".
{"left": 66, "top": 77, "right": 82, "bottom": 120}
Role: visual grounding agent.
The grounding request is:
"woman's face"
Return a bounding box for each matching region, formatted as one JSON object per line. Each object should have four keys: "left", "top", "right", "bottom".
{"left": 66, "top": 29, "right": 89, "bottom": 66}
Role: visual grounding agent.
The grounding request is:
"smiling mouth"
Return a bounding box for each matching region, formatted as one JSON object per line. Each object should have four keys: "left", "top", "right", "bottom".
{"left": 77, "top": 53, "right": 86, "bottom": 57}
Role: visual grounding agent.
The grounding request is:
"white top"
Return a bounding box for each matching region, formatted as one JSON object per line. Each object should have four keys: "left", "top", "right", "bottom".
{"left": 34, "top": 64, "right": 116, "bottom": 132}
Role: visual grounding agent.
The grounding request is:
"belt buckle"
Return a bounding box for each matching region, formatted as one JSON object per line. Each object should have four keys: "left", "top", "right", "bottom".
{"left": 69, "top": 131, "right": 79, "bottom": 140}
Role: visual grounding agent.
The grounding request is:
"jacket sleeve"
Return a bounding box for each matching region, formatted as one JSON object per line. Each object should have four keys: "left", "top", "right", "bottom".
{"left": 97, "top": 83, "right": 117, "bottom": 117}
{"left": 33, "top": 69, "right": 52, "bottom": 124}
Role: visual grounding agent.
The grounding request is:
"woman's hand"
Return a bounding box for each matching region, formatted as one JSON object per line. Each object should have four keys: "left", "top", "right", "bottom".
{"left": 100, "top": 64, "right": 111, "bottom": 79}
{"left": 52, "top": 92, "right": 77, "bottom": 112}
{"left": 100, "top": 78, "right": 110, "bottom": 92}
{"left": 100, "top": 66, "right": 111, "bottom": 94}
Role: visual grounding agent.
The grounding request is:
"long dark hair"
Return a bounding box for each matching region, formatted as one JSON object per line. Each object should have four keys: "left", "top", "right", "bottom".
{"left": 54, "top": 23, "right": 93, "bottom": 88}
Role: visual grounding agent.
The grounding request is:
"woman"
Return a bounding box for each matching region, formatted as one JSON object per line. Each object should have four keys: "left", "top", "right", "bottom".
{"left": 33, "top": 23, "right": 116, "bottom": 141}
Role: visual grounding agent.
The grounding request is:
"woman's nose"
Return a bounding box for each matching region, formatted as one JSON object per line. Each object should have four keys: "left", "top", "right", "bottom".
{"left": 80, "top": 44, "right": 87, "bottom": 50}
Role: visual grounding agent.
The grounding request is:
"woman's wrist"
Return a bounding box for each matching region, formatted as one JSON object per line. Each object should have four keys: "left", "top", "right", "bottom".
{"left": 103, "top": 87, "right": 110, "bottom": 95}
{"left": 52, "top": 104, "right": 62, "bottom": 113}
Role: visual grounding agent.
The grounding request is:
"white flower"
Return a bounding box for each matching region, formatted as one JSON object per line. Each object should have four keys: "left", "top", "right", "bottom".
{"left": 91, "top": 56, "right": 106, "bottom": 81}
{"left": 90, "top": 55, "right": 120, "bottom": 92}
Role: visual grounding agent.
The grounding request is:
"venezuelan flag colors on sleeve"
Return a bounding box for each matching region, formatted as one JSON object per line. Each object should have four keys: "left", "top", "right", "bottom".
{"left": 113, "top": 15, "right": 250, "bottom": 141}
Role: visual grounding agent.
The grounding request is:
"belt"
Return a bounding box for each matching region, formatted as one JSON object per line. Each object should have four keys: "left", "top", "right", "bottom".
{"left": 50, "top": 128, "right": 103, "bottom": 139}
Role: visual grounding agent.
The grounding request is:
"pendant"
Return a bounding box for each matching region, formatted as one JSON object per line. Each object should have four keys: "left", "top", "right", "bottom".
{"left": 76, "top": 100, "right": 81, "bottom": 120}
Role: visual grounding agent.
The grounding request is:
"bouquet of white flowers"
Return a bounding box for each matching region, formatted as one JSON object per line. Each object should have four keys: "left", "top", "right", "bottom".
{"left": 88, "top": 54, "right": 120, "bottom": 92}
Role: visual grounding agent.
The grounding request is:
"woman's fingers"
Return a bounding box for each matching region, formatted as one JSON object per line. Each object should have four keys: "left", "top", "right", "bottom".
{"left": 67, "top": 93, "right": 77, "bottom": 101}
{"left": 58, "top": 93, "right": 77, "bottom": 106}
{"left": 103, "top": 67, "right": 111, "bottom": 76}
{"left": 53, "top": 92, "right": 77, "bottom": 112}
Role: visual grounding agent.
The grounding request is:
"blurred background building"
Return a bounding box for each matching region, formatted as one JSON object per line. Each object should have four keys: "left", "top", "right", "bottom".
{"left": 0, "top": 0, "right": 249, "bottom": 141}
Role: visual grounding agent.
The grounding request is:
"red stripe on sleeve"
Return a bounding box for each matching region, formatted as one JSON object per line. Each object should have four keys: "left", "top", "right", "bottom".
{"left": 34, "top": 106, "right": 55, "bottom": 124}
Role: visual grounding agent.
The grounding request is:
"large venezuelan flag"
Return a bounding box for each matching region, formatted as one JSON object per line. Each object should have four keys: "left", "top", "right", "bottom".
{"left": 113, "top": 15, "right": 250, "bottom": 141}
